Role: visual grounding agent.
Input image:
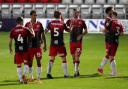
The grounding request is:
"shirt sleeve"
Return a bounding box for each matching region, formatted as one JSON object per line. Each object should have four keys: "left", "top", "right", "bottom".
{"left": 82, "top": 20, "right": 87, "bottom": 29}
{"left": 10, "top": 30, "right": 14, "bottom": 39}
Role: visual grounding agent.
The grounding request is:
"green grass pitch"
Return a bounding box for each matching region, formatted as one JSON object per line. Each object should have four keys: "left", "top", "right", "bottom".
{"left": 0, "top": 32, "right": 128, "bottom": 89}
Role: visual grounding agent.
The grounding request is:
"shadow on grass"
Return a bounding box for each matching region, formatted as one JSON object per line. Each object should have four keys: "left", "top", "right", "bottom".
{"left": 0, "top": 80, "right": 20, "bottom": 86}
{"left": 79, "top": 73, "right": 102, "bottom": 78}
{"left": 104, "top": 76, "right": 128, "bottom": 80}
{"left": 40, "top": 73, "right": 101, "bottom": 80}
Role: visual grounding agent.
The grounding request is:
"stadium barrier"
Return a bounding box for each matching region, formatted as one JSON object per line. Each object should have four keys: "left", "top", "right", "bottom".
{"left": 0, "top": 18, "right": 128, "bottom": 34}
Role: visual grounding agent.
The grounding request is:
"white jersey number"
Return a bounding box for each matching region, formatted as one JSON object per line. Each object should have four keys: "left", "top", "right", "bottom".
{"left": 54, "top": 28, "right": 59, "bottom": 36}
{"left": 17, "top": 34, "right": 23, "bottom": 43}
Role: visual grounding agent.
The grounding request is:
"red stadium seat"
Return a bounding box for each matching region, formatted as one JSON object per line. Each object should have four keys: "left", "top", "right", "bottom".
{"left": 40, "top": 0, "right": 49, "bottom": 3}
{"left": 16, "top": 0, "right": 27, "bottom": 3}
{"left": 0, "top": 0, "right": 3, "bottom": 3}
{"left": 5, "top": 0, "right": 16, "bottom": 3}
{"left": 50, "top": 0, "right": 61, "bottom": 3}
{"left": 28, "top": 0, "right": 37, "bottom": 3}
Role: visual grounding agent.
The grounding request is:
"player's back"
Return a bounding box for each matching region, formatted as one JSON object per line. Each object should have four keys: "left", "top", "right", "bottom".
{"left": 48, "top": 19, "right": 65, "bottom": 46}
{"left": 10, "top": 25, "right": 29, "bottom": 52}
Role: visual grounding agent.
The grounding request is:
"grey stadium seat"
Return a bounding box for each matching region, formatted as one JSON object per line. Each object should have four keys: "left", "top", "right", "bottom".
{"left": 34, "top": 4, "right": 46, "bottom": 18}
{"left": 62, "top": 0, "right": 72, "bottom": 4}
{"left": 24, "top": 4, "right": 33, "bottom": 18}
{"left": 107, "top": 0, "right": 117, "bottom": 4}
{"left": 119, "top": 0, "right": 128, "bottom": 4}
{"left": 115, "top": 5, "right": 126, "bottom": 19}
{"left": 46, "top": 4, "right": 56, "bottom": 18}
{"left": 85, "top": 0, "right": 95, "bottom": 4}
{"left": 80, "top": 5, "right": 91, "bottom": 19}
{"left": 1, "top": 4, "right": 11, "bottom": 18}
{"left": 96, "top": 0, "right": 106, "bottom": 4}
{"left": 57, "top": 4, "right": 68, "bottom": 18}
{"left": 12, "top": 4, "right": 23, "bottom": 18}
{"left": 92, "top": 5, "right": 102, "bottom": 19}
{"left": 73, "top": 0, "right": 83, "bottom": 4}
{"left": 68, "top": 4, "right": 79, "bottom": 17}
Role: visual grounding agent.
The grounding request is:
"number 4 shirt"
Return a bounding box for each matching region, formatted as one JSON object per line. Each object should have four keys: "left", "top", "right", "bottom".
{"left": 10, "top": 25, "right": 31, "bottom": 52}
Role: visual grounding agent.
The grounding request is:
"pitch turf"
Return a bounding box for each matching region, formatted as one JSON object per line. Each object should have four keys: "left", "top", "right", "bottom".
{"left": 0, "top": 32, "right": 128, "bottom": 89}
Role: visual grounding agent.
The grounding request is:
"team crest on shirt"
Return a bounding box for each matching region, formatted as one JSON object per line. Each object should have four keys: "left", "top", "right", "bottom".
{"left": 37, "top": 24, "right": 40, "bottom": 29}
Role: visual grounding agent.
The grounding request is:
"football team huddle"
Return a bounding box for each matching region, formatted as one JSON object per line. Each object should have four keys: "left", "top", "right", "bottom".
{"left": 9, "top": 7, "right": 124, "bottom": 84}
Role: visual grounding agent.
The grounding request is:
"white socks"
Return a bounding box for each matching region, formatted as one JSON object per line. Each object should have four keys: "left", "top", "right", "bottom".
{"left": 17, "top": 67, "right": 22, "bottom": 82}
{"left": 99, "top": 57, "right": 108, "bottom": 69}
{"left": 37, "top": 67, "right": 42, "bottom": 80}
{"left": 29, "top": 67, "right": 34, "bottom": 79}
{"left": 23, "top": 64, "right": 28, "bottom": 75}
{"left": 110, "top": 60, "right": 116, "bottom": 75}
{"left": 74, "top": 63, "right": 79, "bottom": 73}
{"left": 47, "top": 61, "right": 53, "bottom": 74}
{"left": 62, "top": 63, "right": 68, "bottom": 76}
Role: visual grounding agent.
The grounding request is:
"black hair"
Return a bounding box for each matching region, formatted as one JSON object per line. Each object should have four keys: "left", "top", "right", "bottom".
{"left": 30, "top": 10, "right": 36, "bottom": 16}
{"left": 105, "top": 7, "right": 113, "bottom": 14}
{"left": 54, "top": 10, "right": 61, "bottom": 18}
{"left": 113, "top": 11, "right": 118, "bottom": 16}
{"left": 16, "top": 17, "right": 23, "bottom": 24}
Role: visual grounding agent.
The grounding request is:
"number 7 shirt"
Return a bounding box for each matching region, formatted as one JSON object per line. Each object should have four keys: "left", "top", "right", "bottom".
{"left": 46, "top": 19, "right": 69, "bottom": 46}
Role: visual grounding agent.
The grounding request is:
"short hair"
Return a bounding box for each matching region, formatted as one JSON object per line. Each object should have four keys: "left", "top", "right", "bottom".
{"left": 16, "top": 17, "right": 23, "bottom": 24}
{"left": 54, "top": 10, "right": 61, "bottom": 18}
{"left": 30, "top": 10, "right": 36, "bottom": 16}
{"left": 113, "top": 11, "right": 118, "bottom": 17}
{"left": 105, "top": 7, "right": 113, "bottom": 14}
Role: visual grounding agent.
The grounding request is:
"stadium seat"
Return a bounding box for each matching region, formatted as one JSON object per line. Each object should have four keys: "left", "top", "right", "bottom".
{"left": 115, "top": 5, "right": 126, "bottom": 19}
{"left": 0, "top": 0, "right": 3, "bottom": 3}
{"left": 107, "top": 0, "right": 117, "bottom": 4}
{"left": 96, "top": 0, "right": 106, "bottom": 4}
{"left": 80, "top": 5, "right": 91, "bottom": 19}
{"left": 12, "top": 4, "right": 23, "bottom": 18}
{"left": 62, "top": 0, "right": 72, "bottom": 4}
{"left": 73, "top": 0, "right": 83, "bottom": 4}
{"left": 85, "top": 0, "right": 95, "bottom": 4}
{"left": 119, "top": 0, "right": 128, "bottom": 4}
{"left": 92, "top": 5, "right": 102, "bottom": 19}
{"left": 34, "top": 4, "right": 46, "bottom": 18}
{"left": 16, "top": 0, "right": 26, "bottom": 3}
{"left": 68, "top": 4, "right": 79, "bottom": 17}
{"left": 1, "top": 4, "right": 11, "bottom": 18}
{"left": 46, "top": 4, "right": 56, "bottom": 18}
{"left": 28, "top": 0, "right": 37, "bottom": 3}
{"left": 57, "top": 4, "right": 68, "bottom": 18}
{"left": 50, "top": 0, "right": 61, "bottom": 3}
{"left": 24, "top": 4, "right": 33, "bottom": 18}
{"left": 40, "top": 0, "right": 49, "bottom": 3}
{"left": 5, "top": 0, "right": 16, "bottom": 3}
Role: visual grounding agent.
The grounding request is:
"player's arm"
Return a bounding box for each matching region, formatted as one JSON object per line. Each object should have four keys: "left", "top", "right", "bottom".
{"left": 45, "top": 22, "right": 50, "bottom": 33}
{"left": 41, "top": 26, "right": 47, "bottom": 52}
{"left": 9, "top": 38, "right": 13, "bottom": 55}
{"left": 64, "top": 23, "right": 70, "bottom": 32}
{"left": 77, "top": 21, "right": 87, "bottom": 41}
{"left": 9, "top": 31, "right": 13, "bottom": 55}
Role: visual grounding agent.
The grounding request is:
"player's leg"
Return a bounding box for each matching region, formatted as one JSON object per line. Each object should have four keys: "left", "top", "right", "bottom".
{"left": 28, "top": 48, "right": 34, "bottom": 81}
{"left": 35, "top": 48, "right": 42, "bottom": 80}
{"left": 17, "top": 64, "right": 23, "bottom": 83}
{"left": 47, "top": 56, "right": 55, "bottom": 79}
{"left": 98, "top": 43, "right": 109, "bottom": 74}
{"left": 74, "top": 48, "right": 81, "bottom": 77}
{"left": 74, "top": 42, "right": 82, "bottom": 77}
{"left": 109, "top": 44, "right": 118, "bottom": 76}
{"left": 47, "top": 46, "right": 57, "bottom": 79}
{"left": 58, "top": 46, "right": 68, "bottom": 77}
